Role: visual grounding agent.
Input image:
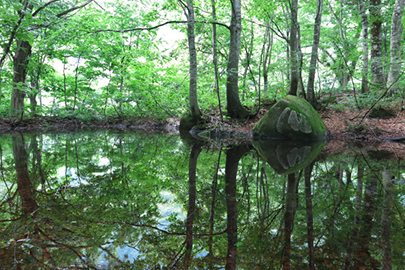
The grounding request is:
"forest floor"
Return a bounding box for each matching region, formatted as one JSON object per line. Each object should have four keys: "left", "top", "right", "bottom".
{"left": 1, "top": 102, "right": 405, "bottom": 157}
{"left": 1, "top": 106, "right": 404, "bottom": 142}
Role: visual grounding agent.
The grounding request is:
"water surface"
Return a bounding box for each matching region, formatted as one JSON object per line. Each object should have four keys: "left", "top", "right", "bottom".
{"left": 1, "top": 131, "right": 404, "bottom": 269}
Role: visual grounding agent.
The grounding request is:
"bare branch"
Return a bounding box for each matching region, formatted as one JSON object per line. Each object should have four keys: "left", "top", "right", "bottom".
{"left": 92, "top": 20, "right": 230, "bottom": 34}
{"left": 32, "top": 0, "right": 61, "bottom": 17}
{"left": 56, "top": 0, "right": 94, "bottom": 18}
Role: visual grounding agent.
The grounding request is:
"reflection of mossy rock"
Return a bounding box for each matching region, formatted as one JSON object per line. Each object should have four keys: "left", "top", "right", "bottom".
{"left": 252, "top": 95, "right": 326, "bottom": 140}
{"left": 253, "top": 140, "right": 325, "bottom": 174}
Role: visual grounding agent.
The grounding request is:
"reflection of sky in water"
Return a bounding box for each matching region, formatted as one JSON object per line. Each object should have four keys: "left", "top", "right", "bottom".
{"left": 97, "top": 190, "right": 185, "bottom": 266}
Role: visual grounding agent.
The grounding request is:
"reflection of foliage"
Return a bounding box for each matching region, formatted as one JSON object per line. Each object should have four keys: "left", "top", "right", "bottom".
{"left": 0, "top": 133, "right": 405, "bottom": 268}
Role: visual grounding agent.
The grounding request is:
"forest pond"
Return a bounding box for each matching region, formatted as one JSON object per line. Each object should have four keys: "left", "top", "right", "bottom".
{"left": 1, "top": 131, "right": 405, "bottom": 269}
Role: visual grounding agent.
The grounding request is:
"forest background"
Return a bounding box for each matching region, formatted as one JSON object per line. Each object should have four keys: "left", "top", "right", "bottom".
{"left": 0, "top": 0, "right": 404, "bottom": 132}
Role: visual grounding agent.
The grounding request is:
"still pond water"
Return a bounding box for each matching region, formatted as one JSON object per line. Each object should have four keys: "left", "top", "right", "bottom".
{"left": 1, "top": 131, "right": 404, "bottom": 269}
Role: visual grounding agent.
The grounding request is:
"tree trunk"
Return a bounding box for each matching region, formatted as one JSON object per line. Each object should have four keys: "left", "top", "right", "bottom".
{"left": 211, "top": 0, "right": 223, "bottom": 121}
{"left": 288, "top": 0, "right": 299, "bottom": 96}
{"left": 387, "top": 0, "right": 405, "bottom": 93}
{"left": 261, "top": 21, "right": 273, "bottom": 97}
{"left": 226, "top": 0, "right": 249, "bottom": 119}
{"left": 306, "top": 0, "right": 323, "bottom": 106}
{"left": 11, "top": 40, "right": 32, "bottom": 117}
{"left": 186, "top": 0, "right": 202, "bottom": 122}
{"left": 369, "top": 0, "right": 385, "bottom": 87}
{"left": 358, "top": 0, "right": 369, "bottom": 93}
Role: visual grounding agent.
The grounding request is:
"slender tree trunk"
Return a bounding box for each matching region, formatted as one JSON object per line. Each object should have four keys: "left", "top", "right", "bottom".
{"left": 226, "top": 0, "right": 249, "bottom": 119}
{"left": 369, "top": 0, "right": 385, "bottom": 87}
{"left": 262, "top": 21, "right": 273, "bottom": 97}
{"left": 387, "top": 0, "right": 405, "bottom": 93}
{"left": 306, "top": 0, "right": 323, "bottom": 106}
{"left": 186, "top": 0, "right": 202, "bottom": 122}
{"left": 358, "top": 0, "right": 369, "bottom": 93}
{"left": 288, "top": 0, "right": 299, "bottom": 96}
{"left": 30, "top": 75, "right": 39, "bottom": 116}
{"left": 211, "top": 0, "right": 223, "bottom": 121}
{"left": 184, "top": 142, "right": 202, "bottom": 268}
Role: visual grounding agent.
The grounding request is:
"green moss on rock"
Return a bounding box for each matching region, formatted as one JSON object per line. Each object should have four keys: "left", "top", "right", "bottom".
{"left": 252, "top": 95, "right": 326, "bottom": 140}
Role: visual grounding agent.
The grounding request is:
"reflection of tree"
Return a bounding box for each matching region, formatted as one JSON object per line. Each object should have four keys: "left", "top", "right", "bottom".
{"left": 304, "top": 162, "right": 315, "bottom": 270}
{"left": 225, "top": 145, "right": 250, "bottom": 270}
{"left": 13, "top": 133, "right": 38, "bottom": 215}
{"left": 382, "top": 171, "right": 394, "bottom": 269}
{"left": 282, "top": 172, "right": 300, "bottom": 269}
{"left": 354, "top": 172, "right": 379, "bottom": 269}
{"left": 184, "top": 142, "right": 203, "bottom": 268}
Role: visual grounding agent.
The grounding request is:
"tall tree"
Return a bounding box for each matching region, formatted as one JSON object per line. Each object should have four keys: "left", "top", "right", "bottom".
{"left": 226, "top": 0, "right": 250, "bottom": 119}
{"left": 185, "top": 0, "right": 202, "bottom": 122}
{"left": 10, "top": 0, "right": 94, "bottom": 117}
{"left": 306, "top": 0, "right": 323, "bottom": 106}
{"left": 11, "top": 1, "right": 33, "bottom": 118}
{"left": 387, "top": 0, "right": 405, "bottom": 93}
{"left": 288, "top": 0, "right": 299, "bottom": 96}
{"left": 358, "top": 0, "right": 369, "bottom": 93}
{"left": 211, "top": 0, "right": 223, "bottom": 121}
{"left": 369, "top": 0, "right": 384, "bottom": 87}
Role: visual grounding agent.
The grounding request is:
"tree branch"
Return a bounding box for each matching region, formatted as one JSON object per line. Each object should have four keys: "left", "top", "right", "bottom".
{"left": 56, "top": 0, "right": 94, "bottom": 18}
{"left": 0, "top": 0, "right": 30, "bottom": 69}
{"left": 92, "top": 20, "right": 230, "bottom": 34}
{"left": 32, "top": 0, "right": 61, "bottom": 17}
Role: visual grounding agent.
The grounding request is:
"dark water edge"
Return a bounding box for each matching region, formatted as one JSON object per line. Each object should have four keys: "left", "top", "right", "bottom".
{"left": 0, "top": 130, "right": 404, "bottom": 269}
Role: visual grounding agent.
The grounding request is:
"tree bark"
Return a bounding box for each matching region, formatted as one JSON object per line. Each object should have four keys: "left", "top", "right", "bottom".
{"left": 369, "top": 0, "right": 385, "bottom": 87}
{"left": 186, "top": 0, "right": 202, "bottom": 122}
{"left": 11, "top": 40, "right": 32, "bottom": 117}
{"left": 358, "top": 0, "right": 369, "bottom": 93}
{"left": 306, "top": 0, "right": 323, "bottom": 106}
{"left": 387, "top": 0, "right": 405, "bottom": 93}
{"left": 288, "top": 0, "right": 299, "bottom": 96}
{"left": 226, "top": 0, "right": 249, "bottom": 119}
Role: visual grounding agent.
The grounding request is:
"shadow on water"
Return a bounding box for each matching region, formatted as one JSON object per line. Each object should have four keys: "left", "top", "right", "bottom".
{"left": 0, "top": 131, "right": 404, "bottom": 269}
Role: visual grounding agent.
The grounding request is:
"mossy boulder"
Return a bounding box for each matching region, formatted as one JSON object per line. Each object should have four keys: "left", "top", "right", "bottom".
{"left": 252, "top": 95, "right": 326, "bottom": 140}
{"left": 253, "top": 140, "right": 325, "bottom": 174}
